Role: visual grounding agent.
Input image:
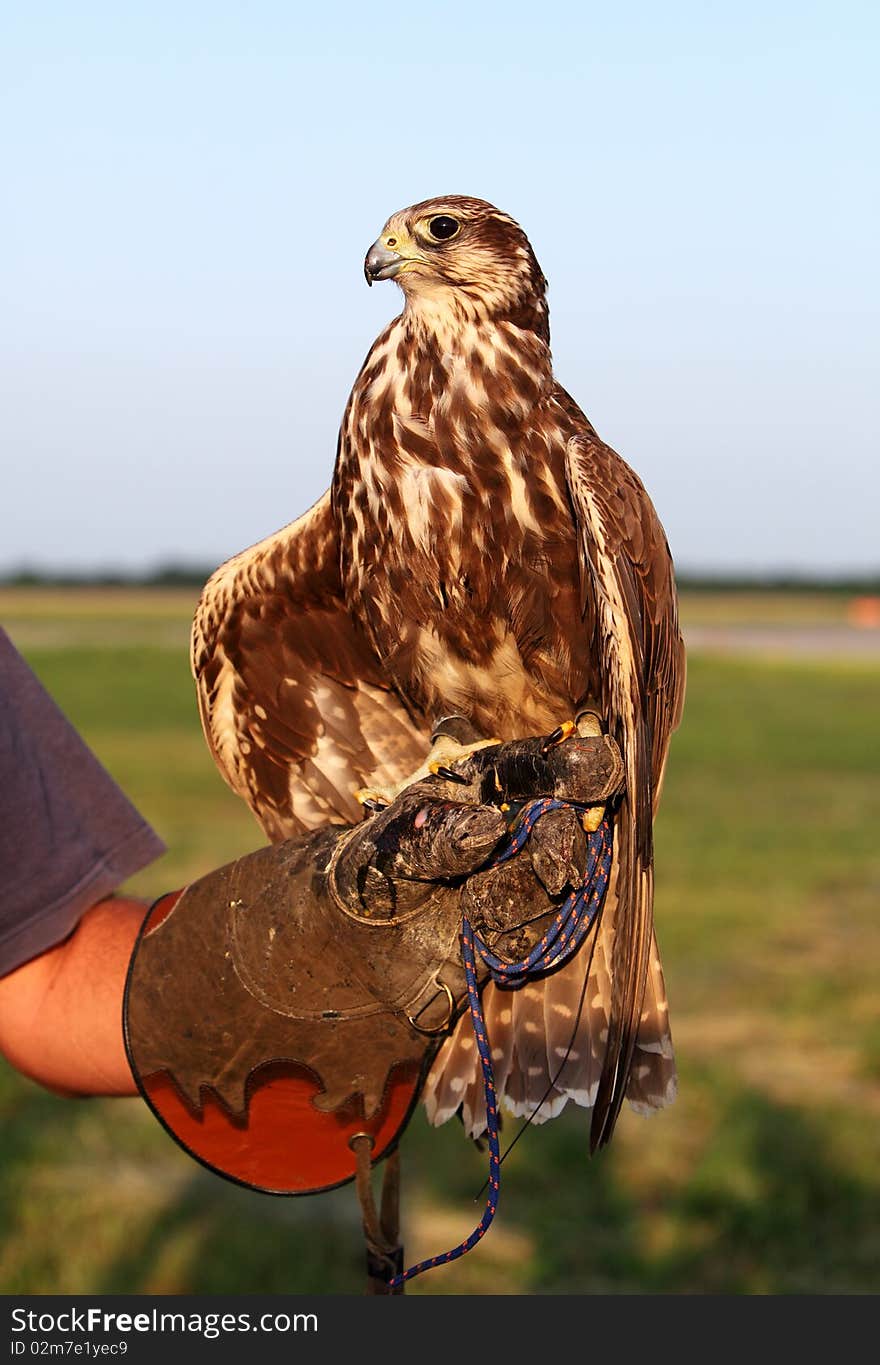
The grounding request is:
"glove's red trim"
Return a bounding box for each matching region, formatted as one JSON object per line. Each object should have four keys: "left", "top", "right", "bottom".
{"left": 125, "top": 892, "right": 423, "bottom": 1196}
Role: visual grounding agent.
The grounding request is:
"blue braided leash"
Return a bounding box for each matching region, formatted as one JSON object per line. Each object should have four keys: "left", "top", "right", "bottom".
{"left": 388, "top": 797, "right": 613, "bottom": 1290}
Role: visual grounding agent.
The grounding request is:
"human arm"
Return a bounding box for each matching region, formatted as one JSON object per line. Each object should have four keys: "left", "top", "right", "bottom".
{"left": 0, "top": 895, "right": 144, "bottom": 1095}
{"left": 0, "top": 626, "right": 165, "bottom": 1095}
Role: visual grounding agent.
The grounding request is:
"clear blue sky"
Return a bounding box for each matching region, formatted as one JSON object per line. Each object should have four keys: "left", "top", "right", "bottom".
{"left": 2, "top": 1, "right": 877, "bottom": 576}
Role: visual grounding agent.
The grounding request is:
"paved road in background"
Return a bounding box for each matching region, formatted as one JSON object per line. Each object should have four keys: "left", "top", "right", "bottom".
{"left": 683, "top": 625, "right": 880, "bottom": 659}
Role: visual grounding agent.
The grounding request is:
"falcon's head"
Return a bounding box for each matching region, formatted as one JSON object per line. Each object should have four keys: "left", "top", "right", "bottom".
{"left": 364, "top": 195, "right": 549, "bottom": 341}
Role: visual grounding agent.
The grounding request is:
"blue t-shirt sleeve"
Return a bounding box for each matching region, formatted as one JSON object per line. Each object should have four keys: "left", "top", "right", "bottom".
{"left": 0, "top": 628, "right": 166, "bottom": 975}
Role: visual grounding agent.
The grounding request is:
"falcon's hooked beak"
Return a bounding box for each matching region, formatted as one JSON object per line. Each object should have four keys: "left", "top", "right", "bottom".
{"left": 364, "top": 239, "right": 404, "bottom": 286}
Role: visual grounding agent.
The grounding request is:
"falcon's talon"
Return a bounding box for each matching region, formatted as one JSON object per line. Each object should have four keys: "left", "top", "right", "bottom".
{"left": 541, "top": 720, "right": 576, "bottom": 754}
{"left": 429, "top": 762, "right": 470, "bottom": 785}
{"left": 581, "top": 806, "right": 605, "bottom": 833}
{"left": 355, "top": 788, "right": 390, "bottom": 813}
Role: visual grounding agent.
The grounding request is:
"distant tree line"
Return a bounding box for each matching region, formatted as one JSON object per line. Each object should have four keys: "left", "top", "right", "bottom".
{"left": 1, "top": 564, "right": 213, "bottom": 589}
{"left": 1, "top": 564, "right": 878, "bottom": 595}
{"left": 672, "top": 573, "right": 880, "bottom": 595}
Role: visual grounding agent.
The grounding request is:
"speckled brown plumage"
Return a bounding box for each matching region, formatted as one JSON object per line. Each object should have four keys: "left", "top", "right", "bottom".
{"left": 192, "top": 195, "right": 685, "bottom": 1148}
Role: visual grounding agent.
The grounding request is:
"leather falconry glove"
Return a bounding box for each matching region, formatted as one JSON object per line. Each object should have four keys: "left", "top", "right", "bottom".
{"left": 124, "top": 728, "right": 623, "bottom": 1198}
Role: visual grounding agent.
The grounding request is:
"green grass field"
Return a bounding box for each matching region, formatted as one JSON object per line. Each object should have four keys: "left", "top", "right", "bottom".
{"left": 1, "top": 589, "right": 878, "bottom": 1294}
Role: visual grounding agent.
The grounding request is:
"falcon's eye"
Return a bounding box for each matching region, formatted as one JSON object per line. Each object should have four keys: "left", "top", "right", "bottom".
{"left": 427, "top": 215, "right": 460, "bottom": 242}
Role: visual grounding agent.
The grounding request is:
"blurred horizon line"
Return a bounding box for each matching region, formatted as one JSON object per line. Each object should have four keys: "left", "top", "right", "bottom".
{"left": 1, "top": 562, "right": 878, "bottom": 595}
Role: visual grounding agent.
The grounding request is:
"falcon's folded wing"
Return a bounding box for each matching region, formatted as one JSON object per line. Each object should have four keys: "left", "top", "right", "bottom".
{"left": 564, "top": 432, "right": 686, "bottom": 1148}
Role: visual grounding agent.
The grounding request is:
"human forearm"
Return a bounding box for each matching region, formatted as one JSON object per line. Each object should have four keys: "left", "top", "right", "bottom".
{"left": 0, "top": 897, "right": 145, "bottom": 1095}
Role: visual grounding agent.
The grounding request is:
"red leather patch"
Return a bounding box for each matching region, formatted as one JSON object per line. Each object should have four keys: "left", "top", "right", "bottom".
{"left": 141, "top": 1058, "right": 421, "bottom": 1194}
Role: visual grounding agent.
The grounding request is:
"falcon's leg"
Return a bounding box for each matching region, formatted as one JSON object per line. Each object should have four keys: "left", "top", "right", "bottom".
{"left": 426, "top": 714, "right": 499, "bottom": 783}
{"left": 354, "top": 718, "right": 499, "bottom": 812}
{"left": 355, "top": 711, "right": 609, "bottom": 823}
{"left": 428, "top": 734, "right": 500, "bottom": 780}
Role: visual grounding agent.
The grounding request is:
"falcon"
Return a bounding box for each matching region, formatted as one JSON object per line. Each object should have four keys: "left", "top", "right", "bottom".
{"left": 192, "top": 195, "right": 685, "bottom": 1149}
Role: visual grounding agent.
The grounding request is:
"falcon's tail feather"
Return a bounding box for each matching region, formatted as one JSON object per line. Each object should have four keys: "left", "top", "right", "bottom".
{"left": 422, "top": 903, "right": 676, "bottom": 1141}
{"left": 625, "top": 937, "right": 677, "bottom": 1114}
{"left": 589, "top": 802, "right": 654, "bottom": 1150}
